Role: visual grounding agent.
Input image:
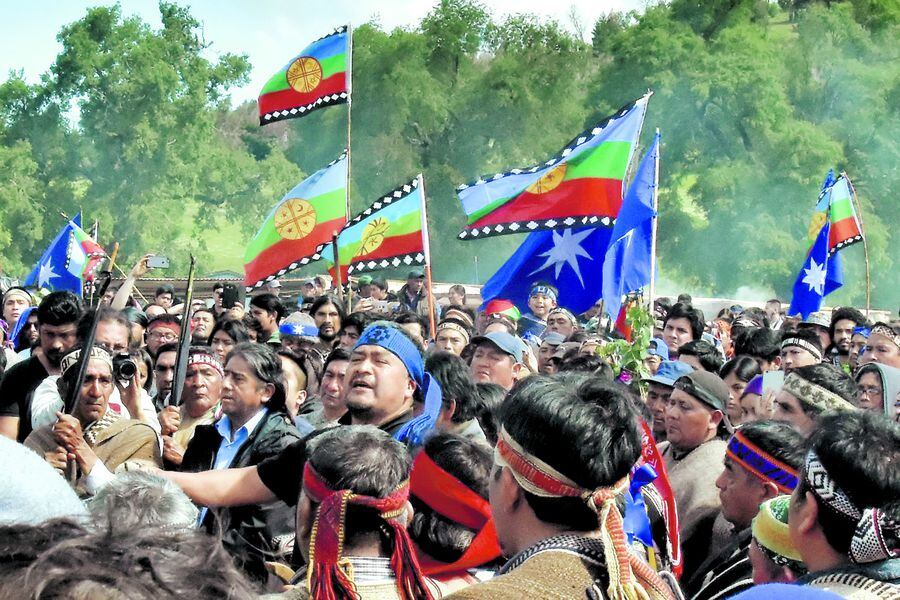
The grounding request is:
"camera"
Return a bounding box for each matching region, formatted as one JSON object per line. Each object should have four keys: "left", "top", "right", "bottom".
{"left": 113, "top": 353, "right": 138, "bottom": 382}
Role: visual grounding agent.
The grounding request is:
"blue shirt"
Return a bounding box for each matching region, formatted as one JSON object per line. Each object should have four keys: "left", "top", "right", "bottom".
{"left": 197, "top": 408, "right": 268, "bottom": 526}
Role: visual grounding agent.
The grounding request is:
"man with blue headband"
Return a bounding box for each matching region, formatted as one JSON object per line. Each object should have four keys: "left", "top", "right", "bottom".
{"left": 160, "top": 321, "right": 443, "bottom": 531}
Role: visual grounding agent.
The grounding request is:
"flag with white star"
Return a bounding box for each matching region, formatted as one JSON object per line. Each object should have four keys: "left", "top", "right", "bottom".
{"left": 24, "top": 215, "right": 107, "bottom": 297}
{"left": 788, "top": 220, "right": 843, "bottom": 319}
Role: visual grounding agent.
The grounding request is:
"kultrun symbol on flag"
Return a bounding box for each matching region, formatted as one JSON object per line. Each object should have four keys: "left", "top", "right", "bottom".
{"left": 526, "top": 163, "right": 567, "bottom": 194}
{"left": 287, "top": 57, "right": 323, "bottom": 93}
{"left": 356, "top": 217, "right": 390, "bottom": 258}
{"left": 275, "top": 199, "right": 317, "bottom": 240}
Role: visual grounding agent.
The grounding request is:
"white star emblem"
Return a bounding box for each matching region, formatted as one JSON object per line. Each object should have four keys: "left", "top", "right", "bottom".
{"left": 802, "top": 257, "right": 827, "bottom": 295}
{"left": 38, "top": 260, "right": 59, "bottom": 288}
{"left": 528, "top": 228, "right": 594, "bottom": 287}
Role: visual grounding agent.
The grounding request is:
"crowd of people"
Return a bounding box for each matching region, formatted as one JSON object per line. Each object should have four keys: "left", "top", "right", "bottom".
{"left": 0, "top": 254, "right": 897, "bottom": 600}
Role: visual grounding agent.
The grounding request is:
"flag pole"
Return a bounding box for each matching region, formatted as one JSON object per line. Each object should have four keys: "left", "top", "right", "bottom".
{"left": 332, "top": 234, "right": 344, "bottom": 301}
{"left": 647, "top": 128, "right": 661, "bottom": 310}
{"left": 843, "top": 172, "right": 871, "bottom": 316}
{"left": 344, "top": 23, "right": 353, "bottom": 221}
{"left": 167, "top": 255, "right": 195, "bottom": 408}
{"left": 417, "top": 173, "right": 437, "bottom": 340}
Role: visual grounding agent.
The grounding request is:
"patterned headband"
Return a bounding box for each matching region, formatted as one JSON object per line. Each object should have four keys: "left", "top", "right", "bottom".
{"left": 436, "top": 321, "right": 470, "bottom": 344}
{"left": 442, "top": 308, "right": 475, "bottom": 329}
{"left": 804, "top": 450, "right": 900, "bottom": 564}
{"left": 495, "top": 427, "right": 671, "bottom": 600}
{"left": 529, "top": 285, "right": 557, "bottom": 301}
{"left": 870, "top": 324, "right": 900, "bottom": 349}
{"left": 782, "top": 373, "right": 855, "bottom": 414}
{"left": 60, "top": 346, "right": 113, "bottom": 377}
{"left": 547, "top": 307, "right": 578, "bottom": 325}
{"left": 187, "top": 351, "right": 223, "bottom": 378}
{"left": 780, "top": 337, "right": 823, "bottom": 361}
{"left": 751, "top": 496, "right": 806, "bottom": 573}
{"left": 726, "top": 431, "right": 798, "bottom": 494}
{"left": 302, "top": 463, "right": 430, "bottom": 600}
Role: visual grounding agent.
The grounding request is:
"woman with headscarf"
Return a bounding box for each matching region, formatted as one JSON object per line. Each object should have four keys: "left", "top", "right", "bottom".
{"left": 855, "top": 362, "right": 900, "bottom": 421}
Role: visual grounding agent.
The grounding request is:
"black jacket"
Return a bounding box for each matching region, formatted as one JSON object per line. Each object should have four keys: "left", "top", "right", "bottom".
{"left": 181, "top": 410, "right": 302, "bottom": 581}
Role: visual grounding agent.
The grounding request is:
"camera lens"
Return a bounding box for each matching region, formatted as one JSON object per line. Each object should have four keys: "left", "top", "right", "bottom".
{"left": 113, "top": 354, "right": 138, "bottom": 380}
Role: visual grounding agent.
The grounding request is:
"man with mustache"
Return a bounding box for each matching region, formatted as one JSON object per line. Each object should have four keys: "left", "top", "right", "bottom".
{"left": 0, "top": 291, "right": 82, "bottom": 442}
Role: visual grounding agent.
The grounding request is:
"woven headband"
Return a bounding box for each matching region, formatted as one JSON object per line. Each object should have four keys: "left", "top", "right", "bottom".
{"left": 726, "top": 431, "right": 798, "bottom": 494}
{"left": 435, "top": 321, "right": 471, "bottom": 345}
{"left": 751, "top": 496, "right": 805, "bottom": 572}
{"left": 548, "top": 307, "right": 578, "bottom": 325}
{"left": 60, "top": 346, "right": 113, "bottom": 377}
{"left": 870, "top": 324, "right": 900, "bottom": 349}
{"left": 442, "top": 308, "right": 475, "bottom": 329}
{"left": 780, "top": 337, "right": 823, "bottom": 361}
{"left": 782, "top": 373, "right": 855, "bottom": 413}
{"left": 302, "top": 463, "right": 431, "bottom": 600}
{"left": 495, "top": 427, "right": 671, "bottom": 600}
{"left": 804, "top": 450, "right": 900, "bottom": 564}
{"left": 529, "top": 285, "right": 557, "bottom": 301}
{"left": 187, "top": 352, "right": 223, "bottom": 378}
{"left": 409, "top": 452, "right": 500, "bottom": 575}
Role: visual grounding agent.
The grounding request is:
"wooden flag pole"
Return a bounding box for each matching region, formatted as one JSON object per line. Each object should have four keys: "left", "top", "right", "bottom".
{"left": 417, "top": 173, "right": 437, "bottom": 340}
{"left": 167, "top": 255, "right": 196, "bottom": 408}
{"left": 843, "top": 172, "right": 871, "bottom": 316}
{"left": 647, "top": 129, "right": 661, "bottom": 311}
{"left": 332, "top": 234, "right": 344, "bottom": 301}
{"left": 344, "top": 23, "right": 353, "bottom": 221}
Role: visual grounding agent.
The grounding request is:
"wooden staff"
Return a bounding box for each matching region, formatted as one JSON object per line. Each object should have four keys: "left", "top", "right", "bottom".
{"left": 417, "top": 174, "right": 437, "bottom": 340}
{"left": 647, "top": 128, "right": 661, "bottom": 311}
{"left": 167, "top": 256, "right": 196, "bottom": 408}
{"left": 332, "top": 234, "right": 344, "bottom": 301}
{"left": 843, "top": 172, "right": 871, "bottom": 316}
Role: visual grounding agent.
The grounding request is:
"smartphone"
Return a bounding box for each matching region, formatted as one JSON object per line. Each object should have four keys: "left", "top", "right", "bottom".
{"left": 147, "top": 255, "right": 170, "bottom": 269}
{"left": 221, "top": 283, "right": 240, "bottom": 309}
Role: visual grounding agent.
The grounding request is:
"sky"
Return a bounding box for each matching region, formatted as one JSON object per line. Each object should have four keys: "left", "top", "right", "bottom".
{"left": 0, "top": 0, "right": 645, "bottom": 105}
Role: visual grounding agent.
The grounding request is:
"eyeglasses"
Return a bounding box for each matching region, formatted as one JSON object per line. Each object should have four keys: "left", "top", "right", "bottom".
{"left": 148, "top": 331, "right": 178, "bottom": 342}
{"left": 857, "top": 386, "right": 883, "bottom": 398}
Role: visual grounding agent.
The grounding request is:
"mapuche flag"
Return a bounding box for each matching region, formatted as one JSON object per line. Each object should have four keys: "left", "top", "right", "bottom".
{"left": 805, "top": 173, "right": 863, "bottom": 254}
{"left": 243, "top": 151, "right": 347, "bottom": 289}
{"left": 457, "top": 92, "right": 650, "bottom": 239}
{"left": 25, "top": 213, "right": 107, "bottom": 297}
{"left": 322, "top": 177, "right": 426, "bottom": 280}
{"left": 258, "top": 26, "right": 349, "bottom": 126}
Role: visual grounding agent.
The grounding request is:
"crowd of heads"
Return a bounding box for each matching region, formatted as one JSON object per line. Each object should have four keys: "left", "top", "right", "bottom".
{"left": 1, "top": 272, "right": 898, "bottom": 599}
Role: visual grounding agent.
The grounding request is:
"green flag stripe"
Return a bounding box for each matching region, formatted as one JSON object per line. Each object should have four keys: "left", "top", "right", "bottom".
{"left": 829, "top": 198, "right": 856, "bottom": 223}
{"left": 245, "top": 188, "right": 346, "bottom": 259}
{"left": 337, "top": 211, "right": 422, "bottom": 261}
{"left": 467, "top": 195, "right": 512, "bottom": 224}
{"left": 564, "top": 141, "right": 632, "bottom": 180}
{"left": 260, "top": 52, "right": 346, "bottom": 96}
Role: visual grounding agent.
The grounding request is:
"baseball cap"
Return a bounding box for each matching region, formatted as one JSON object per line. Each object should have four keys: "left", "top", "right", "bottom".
{"left": 357, "top": 275, "right": 373, "bottom": 286}
{"left": 799, "top": 311, "right": 830, "bottom": 329}
{"left": 644, "top": 360, "right": 694, "bottom": 387}
{"left": 471, "top": 332, "right": 526, "bottom": 363}
{"left": 673, "top": 370, "right": 730, "bottom": 412}
{"left": 407, "top": 268, "right": 425, "bottom": 279}
{"left": 541, "top": 332, "right": 567, "bottom": 346}
{"left": 648, "top": 337, "right": 669, "bottom": 360}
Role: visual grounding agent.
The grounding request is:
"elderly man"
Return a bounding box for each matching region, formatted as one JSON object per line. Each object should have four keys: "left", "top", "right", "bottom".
{"left": 865, "top": 322, "right": 900, "bottom": 369}
{"left": 24, "top": 345, "right": 161, "bottom": 496}
{"left": 158, "top": 346, "right": 224, "bottom": 467}
{"left": 469, "top": 332, "right": 527, "bottom": 390}
{"left": 772, "top": 363, "right": 856, "bottom": 436}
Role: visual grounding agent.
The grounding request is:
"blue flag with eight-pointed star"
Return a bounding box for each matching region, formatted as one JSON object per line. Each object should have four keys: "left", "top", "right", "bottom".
{"left": 480, "top": 226, "right": 614, "bottom": 316}
{"left": 788, "top": 220, "right": 843, "bottom": 319}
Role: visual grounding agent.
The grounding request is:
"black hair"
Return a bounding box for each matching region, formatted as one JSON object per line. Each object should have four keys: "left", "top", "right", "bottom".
{"left": 475, "top": 382, "right": 506, "bottom": 446}
{"left": 76, "top": 308, "right": 130, "bottom": 343}
{"left": 742, "top": 307, "right": 771, "bottom": 329}
{"left": 307, "top": 425, "right": 411, "bottom": 547}
{"left": 121, "top": 307, "right": 149, "bottom": 328}
{"left": 249, "top": 293, "right": 285, "bottom": 322}
{"left": 500, "top": 374, "right": 642, "bottom": 531}
{"left": 664, "top": 302, "right": 704, "bottom": 340}
{"left": 678, "top": 340, "right": 724, "bottom": 372}
{"left": 146, "top": 313, "right": 181, "bottom": 332}
{"left": 408, "top": 433, "right": 493, "bottom": 564}
{"left": 131, "top": 347, "right": 154, "bottom": 393}
{"left": 370, "top": 277, "right": 389, "bottom": 292}
{"left": 736, "top": 420, "right": 805, "bottom": 471}
{"left": 212, "top": 282, "right": 225, "bottom": 292}
{"left": 734, "top": 328, "right": 781, "bottom": 362}
{"left": 36, "top": 291, "right": 82, "bottom": 327}
{"left": 425, "top": 351, "right": 479, "bottom": 424}
{"left": 341, "top": 311, "right": 373, "bottom": 335}
{"left": 719, "top": 355, "right": 762, "bottom": 383}
{"left": 224, "top": 342, "right": 287, "bottom": 414}
{"left": 207, "top": 318, "right": 251, "bottom": 346}
{"left": 155, "top": 283, "right": 175, "bottom": 297}
{"left": 394, "top": 311, "right": 429, "bottom": 339}
{"left": 324, "top": 347, "right": 352, "bottom": 373}
{"left": 797, "top": 411, "right": 900, "bottom": 554}
{"left": 448, "top": 284, "right": 467, "bottom": 303}
{"left": 277, "top": 347, "right": 322, "bottom": 395}
{"left": 781, "top": 328, "right": 823, "bottom": 355}
{"left": 676, "top": 293, "right": 693, "bottom": 304}
{"left": 556, "top": 354, "right": 614, "bottom": 382}
{"left": 792, "top": 363, "right": 857, "bottom": 416}
{"left": 310, "top": 294, "right": 346, "bottom": 324}
{"left": 829, "top": 307, "right": 867, "bottom": 339}
{"left": 155, "top": 342, "right": 179, "bottom": 357}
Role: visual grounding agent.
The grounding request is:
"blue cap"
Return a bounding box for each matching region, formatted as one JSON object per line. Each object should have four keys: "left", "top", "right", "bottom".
{"left": 644, "top": 360, "right": 694, "bottom": 387}
{"left": 648, "top": 337, "right": 669, "bottom": 360}
{"left": 279, "top": 321, "right": 319, "bottom": 338}
{"left": 541, "top": 331, "right": 567, "bottom": 346}
{"left": 471, "top": 332, "right": 527, "bottom": 363}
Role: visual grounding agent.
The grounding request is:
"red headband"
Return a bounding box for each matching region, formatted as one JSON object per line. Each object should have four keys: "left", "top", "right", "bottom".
{"left": 409, "top": 452, "right": 501, "bottom": 576}
{"left": 302, "top": 463, "right": 432, "bottom": 600}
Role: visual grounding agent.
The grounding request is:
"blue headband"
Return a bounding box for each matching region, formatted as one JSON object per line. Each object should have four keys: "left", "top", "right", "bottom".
{"left": 355, "top": 324, "right": 442, "bottom": 446}
{"left": 853, "top": 326, "right": 871, "bottom": 338}
{"left": 529, "top": 285, "right": 557, "bottom": 302}
{"left": 279, "top": 321, "right": 319, "bottom": 338}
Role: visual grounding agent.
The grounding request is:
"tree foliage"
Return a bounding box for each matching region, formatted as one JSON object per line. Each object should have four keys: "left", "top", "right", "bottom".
{"left": 1, "top": 0, "right": 896, "bottom": 307}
